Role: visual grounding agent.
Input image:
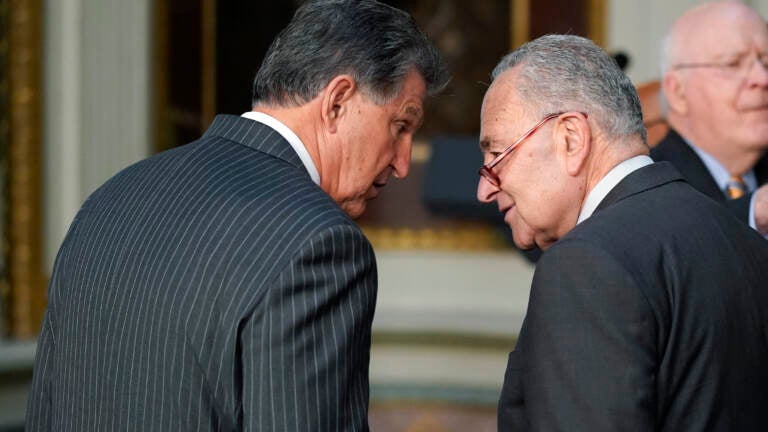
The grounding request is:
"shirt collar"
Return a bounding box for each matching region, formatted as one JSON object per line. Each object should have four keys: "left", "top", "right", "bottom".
{"left": 577, "top": 155, "right": 654, "bottom": 224}
{"left": 240, "top": 111, "right": 320, "bottom": 185}
{"left": 686, "top": 139, "right": 757, "bottom": 191}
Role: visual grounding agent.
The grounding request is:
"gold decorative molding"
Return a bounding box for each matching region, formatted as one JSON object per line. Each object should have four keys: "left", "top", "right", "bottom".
{"left": 589, "top": 0, "right": 606, "bottom": 47}
{"left": 361, "top": 223, "right": 509, "bottom": 251}
{"left": 201, "top": 0, "right": 217, "bottom": 127}
{"left": 0, "top": 0, "right": 10, "bottom": 335}
{"left": 411, "top": 140, "right": 431, "bottom": 164}
{"left": 511, "top": 0, "right": 530, "bottom": 49}
{"left": 7, "top": 0, "right": 45, "bottom": 338}
{"left": 511, "top": 0, "right": 606, "bottom": 48}
{"left": 373, "top": 330, "right": 515, "bottom": 351}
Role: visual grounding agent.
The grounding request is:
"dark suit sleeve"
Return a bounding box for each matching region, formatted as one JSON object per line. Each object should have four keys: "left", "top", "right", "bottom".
{"left": 520, "top": 239, "right": 657, "bottom": 431}
{"left": 241, "top": 224, "right": 377, "bottom": 432}
{"left": 25, "top": 310, "right": 54, "bottom": 431}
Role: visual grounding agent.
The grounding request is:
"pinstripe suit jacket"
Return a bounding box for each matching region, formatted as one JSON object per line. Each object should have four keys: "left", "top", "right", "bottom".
{"left": 26, "top": 115, "right": 377, "bottom": 431}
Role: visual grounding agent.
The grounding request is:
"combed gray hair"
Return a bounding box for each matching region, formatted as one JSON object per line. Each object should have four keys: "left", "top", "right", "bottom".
{"left": 253, "top": 0, "right": 450, "bottom": 107}
{"left": 492, "top": 35, "right": 647, "bottom": 143}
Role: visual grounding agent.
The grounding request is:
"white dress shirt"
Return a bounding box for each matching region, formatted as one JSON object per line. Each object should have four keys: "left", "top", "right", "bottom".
{"left": 241, "top": 111, "right": 320, "bottom": 185}
{"left": 577, "top": 155, "right": 654, "bottom": 224}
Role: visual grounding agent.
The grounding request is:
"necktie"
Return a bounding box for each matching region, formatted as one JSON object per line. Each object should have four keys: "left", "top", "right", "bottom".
{"left": 724, "top": 175, "right": 748, "bottom": 199}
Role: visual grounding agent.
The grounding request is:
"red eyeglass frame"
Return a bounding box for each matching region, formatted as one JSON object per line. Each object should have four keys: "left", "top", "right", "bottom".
{"left": 478, "top": 112, "right": 587, "bottom": 187}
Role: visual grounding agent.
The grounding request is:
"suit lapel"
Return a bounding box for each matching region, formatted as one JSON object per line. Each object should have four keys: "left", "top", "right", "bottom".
{"left": 202, "top": 114, "right": 306, "bottom": 173}
{"left": 594, "top": 162, "right": 685, "bottom": 215}
{"left": 651, "top": 129, "right": 725, "bottom": 202}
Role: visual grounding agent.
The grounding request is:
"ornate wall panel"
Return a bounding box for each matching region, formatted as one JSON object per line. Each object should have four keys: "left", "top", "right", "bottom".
{"left": 0, "top": 0, "right": 9, "bottom": 336}
{"left": 3, "top": 0, "right": 45, "bottom": 339}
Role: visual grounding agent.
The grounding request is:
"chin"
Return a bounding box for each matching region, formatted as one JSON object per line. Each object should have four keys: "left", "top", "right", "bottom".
{"left": 536, "top": 240, "right": 555, "bottom": 251}
{"left": 512, "top": 227, "right": 557, "bottom": 251}
{"left": 511, "top": 231, "right": 536, "bottom": 251}
{"left": 341, "top": 201, "right": 367, "bottom": 219}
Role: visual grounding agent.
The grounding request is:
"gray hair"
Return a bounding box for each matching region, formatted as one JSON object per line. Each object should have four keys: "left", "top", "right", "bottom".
{"left": 253, "top": 0, "right": 450, "bottom": 107}
{"left": 492, "top": 35, "right": 646, "bottom": 143}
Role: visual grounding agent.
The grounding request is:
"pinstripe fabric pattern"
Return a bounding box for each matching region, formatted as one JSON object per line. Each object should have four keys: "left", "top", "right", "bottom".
{"left": 26, "top": 115, "right": 378, "bottom": 431}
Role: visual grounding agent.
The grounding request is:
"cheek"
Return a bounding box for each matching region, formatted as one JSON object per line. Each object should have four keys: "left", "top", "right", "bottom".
{"left": 702, "top": 88, "right": 741, "bottom": 119}
{"left": 510, "top": 173, "right": 564, "bottom": 226}
{"left": 373, "top": 136, "right": 398, "bottom": 169}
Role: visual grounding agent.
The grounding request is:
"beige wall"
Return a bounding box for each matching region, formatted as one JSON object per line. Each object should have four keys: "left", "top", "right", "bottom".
{"left": 44, "top": 0, "right": 151, "bottom": 270}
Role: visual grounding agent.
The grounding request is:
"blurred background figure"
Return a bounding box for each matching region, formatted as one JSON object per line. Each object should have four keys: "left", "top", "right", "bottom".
{"left": 653, "top": 1, "right": 768, "bottom": 236}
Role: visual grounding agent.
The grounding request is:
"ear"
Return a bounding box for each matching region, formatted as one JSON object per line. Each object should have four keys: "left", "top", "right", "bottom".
{"left": 320, "top": 74, "right": 358, "bottom": 133}
{"left": 554, "top": 112, "right": 591, "bottom": 177}
{"left": 663, "top": 71, "right": 688, "bottom": 115}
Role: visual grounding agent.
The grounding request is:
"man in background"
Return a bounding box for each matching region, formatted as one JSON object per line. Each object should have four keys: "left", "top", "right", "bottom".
{"left": 477, "top": 34, "right": 768, "bottom": 431}
{"left": 653, "top": 1, "right": 768, "bottom": 236}
{"left": 26, "top": 1, "right": 449, "bottom": 430}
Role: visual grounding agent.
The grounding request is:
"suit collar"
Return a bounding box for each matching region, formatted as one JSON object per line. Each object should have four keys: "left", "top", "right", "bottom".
{"left": 240, "top": 111, "right": 320, "bottom": 184}
{"left": 577, "top": 155, "right": 653, "bottom": 224}
{"left": 202, "top": 114, "right": 306, "bottom": 173}
{"left": 653, "top": 129, "right": 725, "bottom": 201}
{"left": 594, "top": 161, "right": 685, "bottom": 215}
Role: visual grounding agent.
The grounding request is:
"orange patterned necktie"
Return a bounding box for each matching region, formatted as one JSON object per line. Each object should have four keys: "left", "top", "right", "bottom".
{"left": 725, "top": 175, "right": 748, "bottom": 199}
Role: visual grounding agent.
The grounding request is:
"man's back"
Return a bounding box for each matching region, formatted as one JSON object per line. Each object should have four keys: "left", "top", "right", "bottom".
{"left": 586, "top": 166, "right": 768, "bottom": 429}
{"left": 26, "top": 119, "right": 377, "bottom": 430}
{"left": 503, "top": 163, "right": 768, "bottom": 431}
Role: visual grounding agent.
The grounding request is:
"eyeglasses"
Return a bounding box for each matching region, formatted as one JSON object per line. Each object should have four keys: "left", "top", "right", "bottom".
{"left": 671, "top": 52, "right": 768, "bottom": 80}
{"left": 478, "top": 112, "right": 565, "bottom": 187}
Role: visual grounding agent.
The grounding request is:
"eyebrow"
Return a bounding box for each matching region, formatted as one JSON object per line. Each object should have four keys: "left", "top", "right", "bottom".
{"left": 405, "top": 106, "right": 422, "bottom": 117}
{"left": 404, "top": 106, "right": 424, "bottom": 128}
{"left": 479, "top": 138, "right": 492, "bottom": 152}
{"left": 714, "top": 49, "right": 765, "bottom": 60}
{"left": 718, "top": 51, "right": 747, "bottom": 60}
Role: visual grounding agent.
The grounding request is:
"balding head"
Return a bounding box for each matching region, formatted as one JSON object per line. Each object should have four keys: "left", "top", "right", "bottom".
{"left": 663, "top": 2, "right": 767, "bottom": 75}
{"left": 661, "top": 2, "right": 768, "bottom": 173}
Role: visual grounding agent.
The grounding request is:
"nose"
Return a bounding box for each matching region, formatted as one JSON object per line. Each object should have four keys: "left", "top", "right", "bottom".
{"left": 477, "top": 175, "right": 498, "bottom": 203}
{"left": 745, "top": 57, "right": 768, "bottom": 87}
{"left": 391, "top": 135, "right": 412, "bottom": 179}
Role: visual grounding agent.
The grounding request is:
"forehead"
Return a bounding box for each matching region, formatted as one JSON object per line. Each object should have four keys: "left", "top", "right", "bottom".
{"left": 481, "top": 70, "right": 528, "bottom": 139}
{"left": 390, "top": 70, "right": 426, "bottom": 112}
{"left": 683, "top": 8, "right": 768, "bottom": 58}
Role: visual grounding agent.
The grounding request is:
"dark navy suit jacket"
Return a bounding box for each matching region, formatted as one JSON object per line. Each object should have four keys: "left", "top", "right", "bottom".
{"left": 27, "top": 115, "right": 377, "bottom": 431}
{"left": 651, "top": 128, "right": 768, "bottom": 222}
{"left": 499, "top": 162, "right": 768, "bottom": 431}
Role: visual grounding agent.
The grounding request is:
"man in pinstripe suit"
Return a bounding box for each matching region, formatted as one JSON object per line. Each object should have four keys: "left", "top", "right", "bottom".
{"left": 26, "top": 1, "right": 449, "bottom": 430}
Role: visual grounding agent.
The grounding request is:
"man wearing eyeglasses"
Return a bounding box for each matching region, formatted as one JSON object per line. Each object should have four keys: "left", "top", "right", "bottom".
{"left": 479, "top": 34, "right": 768, "bottom": 432}
{"left": 652, "top": 2, "right": 768, "bottom": 238}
